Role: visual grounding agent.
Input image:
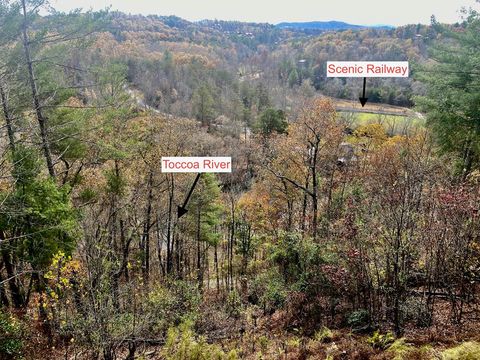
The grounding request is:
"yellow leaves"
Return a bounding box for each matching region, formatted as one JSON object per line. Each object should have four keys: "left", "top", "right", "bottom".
{"left": 288, "top": 98, "right": 344, "bottom": 157}
{"left": 470, "top": 241, "right": 480, "bottom": 253}
{"left": 238, "top": 185, "right": 269, "bottom": 210}
{"left": 467, "top": 170, "right": 480, "bottom": 185}
{"left": 64, "top": 97, "right": 84, "bottom": 108}
{"left": 51, "top": 251, "right": 65, "bottom": 266}
{"left": 294, "top": 97, "right": 339, "bottom": 138}
{"left": 43, "top": 272, "right": 53, "bottom": 280}
{"left": 44, "top": 252, "right": 82, "bottom": 305}
{"left": 383, "top": 134, "right": 406, "bottom": 147}
{"left": 354, "top": 123, "right": 388, "bottom": 146}
{"left": 69, "top": 260, "right": 81, "bottom": 271}
{"left": 237, "top": 182, "right": 285, "bottom": 234}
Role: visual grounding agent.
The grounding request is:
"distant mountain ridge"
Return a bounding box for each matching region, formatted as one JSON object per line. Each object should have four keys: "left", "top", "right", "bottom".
{"left": 276, "top": 20, "right": 394, "bottom": 31}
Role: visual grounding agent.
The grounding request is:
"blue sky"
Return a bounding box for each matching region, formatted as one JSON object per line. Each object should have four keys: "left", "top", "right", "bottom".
{"left": 51, "top": 0, "right": 479, "bottom": 26}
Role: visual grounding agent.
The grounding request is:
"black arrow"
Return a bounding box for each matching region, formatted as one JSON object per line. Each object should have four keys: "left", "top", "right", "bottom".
{"left": 178, "top": 173, "right": 202, "bottom": 218}
{"left": 359, "top": 77, "right": 368, "bottom": 107}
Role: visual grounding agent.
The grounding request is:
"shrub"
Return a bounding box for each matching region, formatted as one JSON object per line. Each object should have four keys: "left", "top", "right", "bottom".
{"left": 0, "top": 311, "right": 24, "bottom": 359}
{"left": 78, "top": 188, "right": 97, "bottom": 203}
{"left": 163, "top": 321, "right": 239, "bottom": 360}
{"left": 314, "top": 326, "right": 334, "bottom": 343}
{"left": 286, "top": 336, "right": 301, "bottom": 348}
{"left": 258, "top": 335, "right": 269, "bottom": 352}
{"left": 347, "top": 309, "right": 370, "bottom": 330}
{"left": 225, "top": 290, "right": 242, "bottom": 318}
{"left": 147, "top": 280, "right": 201, "bottom": 334}
{"left": 401, "top": 297, "right": 432, "bottom": 327}
{"left": 441, "top": 341, "right": 480, "bottom": 360}
{"left": 386, "top": 338, "right": 416, "bottom": 360}
{"left": 250, "top": 270, "right": 287, "bottom": 313}
{"left": 366, "top": 330, "right": 395, "bottom": 350}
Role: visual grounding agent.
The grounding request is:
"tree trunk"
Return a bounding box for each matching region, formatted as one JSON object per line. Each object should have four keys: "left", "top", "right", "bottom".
{"left": 196, "top": 207, "right": 203, "bottom": 290}
{"left": 0, "top": 82, "right": 15, "bottom": 152}
{"left": 166, "top": 174, "right": 174, "bottom": 274}
{"left": 311, "top": 147, "right": 319, "bottom": 241}
{"left": 301, "top": 174, "right": 309, "bottom": 234}
{"left": 0, "top": 264, "right": 10, "bottom": 307}
{"left": 21, "top": 0, "right": 55, "bottom": 177}
{"left": 214, "top": 243, "right": 220, "bottom": 294}
{"left": 1, "top": 249, "right": 23, "bottom": 308}
{"left": 229, "top": 198, "right": 235, "bottom": 291}
{"left": 141, "top": 171, "right": 153, "bottom": 283}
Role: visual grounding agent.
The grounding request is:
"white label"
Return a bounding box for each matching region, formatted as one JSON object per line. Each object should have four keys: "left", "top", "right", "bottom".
{"left": 327, "top": 61, "right": 409, "bottom": 78}
{"left": 161, "top": 157, "right": 232, "bottom": 173}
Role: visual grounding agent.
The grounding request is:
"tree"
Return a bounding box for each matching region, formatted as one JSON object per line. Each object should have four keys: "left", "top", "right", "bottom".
{"left": 255, "top": 83, "right": 270, "bottom": 112}
{"left": 415, "top": 9, "right": 480, "bottom": 176}
{"left": 0, "top": 1, "right": 21, "bottom": 155}
{"left": 0, "top": 1, "right": 105, "bottom": 312}
{"left": 192, "top": 84, "right": 215, "bottom": 127}
{"left": 182, "top": 173, "right": 223, "bottom": 291}
{"left": 364, "top": 133, "right": 434, "bottom": 335}
{"left": 255, "top": 108, "right": 288, "bottom": 136}
{"left": 15, "top": 0, "right": 106, "bottom": 177}
{"left": 0, "top": 146, "right": 77, "bottom": 308}
{"left": 265, "top": 98, "right": 343, "bottom": 240}
{"left": 20, "top": 0, "right": 56, "bottom": 176}
{"left": 288, "top": 68, "right": 299, "bottom": 88}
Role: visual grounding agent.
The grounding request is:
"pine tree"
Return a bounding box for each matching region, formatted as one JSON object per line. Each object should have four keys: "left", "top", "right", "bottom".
{"left": 416, "top": 10, "right": 480, "bottom": 175}
{"left": 185, "top": 174, "right": 223, "bottom": 290}
{"left": 193, "top": 85, "right": 215, "bottom": 127}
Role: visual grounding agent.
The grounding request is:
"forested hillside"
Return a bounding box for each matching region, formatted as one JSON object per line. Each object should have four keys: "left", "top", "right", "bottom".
{"left": 99, "top": 12, "right": 434, "bottom": 122}
{"left": 0, "top": 1, "right": 479, "bottom": 359}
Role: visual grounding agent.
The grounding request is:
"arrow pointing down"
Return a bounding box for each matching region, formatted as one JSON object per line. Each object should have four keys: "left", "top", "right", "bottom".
{"left": 177, "top": 173, "right": 202, "bottom": 218}
{"left": 359, "top": 77, "right": 368, "bottom": 107}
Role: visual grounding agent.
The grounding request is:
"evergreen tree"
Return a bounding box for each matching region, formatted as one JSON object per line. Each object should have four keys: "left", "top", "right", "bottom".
{"left": 0, "top": 146, "right": 77, "bottom": 307}
{"left": 416, "top": 10, "right": 480, "bottom": 175}
{"left": 193, "top": 84, "right": 215, "bottom": 127}
{"left": 184, "top": 174, "right": 223, "bottom": 290}
{"left": 255, "top": 83, "right": 270, "bottom": 112}
{"left": 288, "top": 68, "right": 299, "bottom": 88}
{"left": 255, "top": 108, "right": 288, "bottom": 136}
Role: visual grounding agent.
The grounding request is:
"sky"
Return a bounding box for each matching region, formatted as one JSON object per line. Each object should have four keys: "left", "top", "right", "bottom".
{"left": 50, "top": 0, "right": 479, "bottom": 26}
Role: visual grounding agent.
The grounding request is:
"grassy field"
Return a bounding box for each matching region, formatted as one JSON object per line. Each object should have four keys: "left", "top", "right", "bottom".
{"left": 331, "top": 97, "right": 416, "bottom": 116}
{"left": 338, "top": 111, "right": 425, "bottom": 135}
{"left": 323, "top": 96, "right": 426, "bottom": 135}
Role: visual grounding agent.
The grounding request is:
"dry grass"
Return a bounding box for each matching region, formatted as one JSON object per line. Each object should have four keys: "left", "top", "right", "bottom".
{"left": 329, "top": 97, "right": 415, "bottom": 116}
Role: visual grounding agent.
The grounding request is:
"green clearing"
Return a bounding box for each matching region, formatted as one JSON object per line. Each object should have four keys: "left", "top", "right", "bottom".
{"left": 339, "top": 111, "right": 425, "bottom": 135}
